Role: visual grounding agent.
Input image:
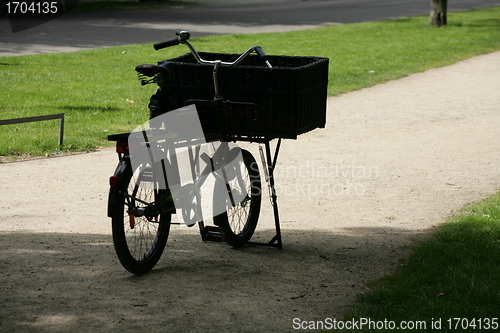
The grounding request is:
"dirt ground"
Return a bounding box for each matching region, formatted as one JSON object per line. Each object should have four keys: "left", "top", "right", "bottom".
{"left": 1, "top": 51, "right": 499, "bottom": 332}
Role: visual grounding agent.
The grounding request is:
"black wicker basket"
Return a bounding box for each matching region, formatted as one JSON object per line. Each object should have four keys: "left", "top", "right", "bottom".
{"left": 160, "top": 52, "right": 329, "bottom": 140}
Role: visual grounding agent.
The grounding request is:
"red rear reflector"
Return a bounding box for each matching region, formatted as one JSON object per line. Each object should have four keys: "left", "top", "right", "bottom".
{"left": 109, "top": 176, "right": 120, "bottom": 187}
{"left": 116, "top": 141, "right": 129, "bottom": 153}
{"left": 129, "top": 214, "right": 135, "bottom": 229}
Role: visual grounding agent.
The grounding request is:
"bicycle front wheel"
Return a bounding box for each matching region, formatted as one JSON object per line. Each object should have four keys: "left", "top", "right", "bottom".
{"left": 214, "top": 149, "right": 261, "bottom": 247}
{"left": 111, "top": 164, "right": 171, "bottom": 275}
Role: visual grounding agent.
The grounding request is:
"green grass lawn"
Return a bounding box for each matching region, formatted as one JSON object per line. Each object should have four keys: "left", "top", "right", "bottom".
{"left": 332, "top": 193, "right": 500, "bottom": 332}
{"left": 1, "top": 7, "right": 500, "bottom": 157}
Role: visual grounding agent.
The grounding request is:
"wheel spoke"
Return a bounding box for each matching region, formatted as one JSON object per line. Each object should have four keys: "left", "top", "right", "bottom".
{"left": 214, "top": 149, "right": 261, "bottom": 247}
{"left": 112, "top": 164, "right": 171, "bottom": 275}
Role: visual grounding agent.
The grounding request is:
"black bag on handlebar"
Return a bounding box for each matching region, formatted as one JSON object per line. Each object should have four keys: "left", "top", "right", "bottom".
{"left": 148, "top": 87, "right": 179, "bottom": 119}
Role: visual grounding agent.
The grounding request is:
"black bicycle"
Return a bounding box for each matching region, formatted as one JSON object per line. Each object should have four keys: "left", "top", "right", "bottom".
{"left": 107, "top": 31, "right": 329, "bottom": 275}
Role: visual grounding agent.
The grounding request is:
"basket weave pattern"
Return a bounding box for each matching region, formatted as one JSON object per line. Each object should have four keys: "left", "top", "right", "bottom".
{"left": 161, "top": 52, "right": 329, "bottom": 140}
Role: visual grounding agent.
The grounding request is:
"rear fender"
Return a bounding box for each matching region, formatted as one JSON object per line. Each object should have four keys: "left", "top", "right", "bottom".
{"left": 107, "top": 155, "right": 131, "bottom": 218}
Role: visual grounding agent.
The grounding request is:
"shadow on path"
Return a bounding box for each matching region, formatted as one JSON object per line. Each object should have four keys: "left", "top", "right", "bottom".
{"left": 0, "top": 226, "right": 422, "bottom": 332}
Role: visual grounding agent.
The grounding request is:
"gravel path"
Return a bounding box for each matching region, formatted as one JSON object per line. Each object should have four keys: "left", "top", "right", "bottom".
{"left": 1, "top": 51, "right": 499, "bottom": 332}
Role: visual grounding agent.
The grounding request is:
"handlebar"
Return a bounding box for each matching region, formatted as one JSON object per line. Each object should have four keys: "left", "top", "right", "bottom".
{"left": 153, "top": 38, "right": 180, "bottom": 50}
{"left": 154, "top": 31, "right": 273, "bottom": 69}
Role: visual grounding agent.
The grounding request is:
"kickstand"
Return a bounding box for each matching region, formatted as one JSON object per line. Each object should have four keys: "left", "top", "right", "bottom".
{"left": 248, "top": 138, "right": 283, "bottom": 249}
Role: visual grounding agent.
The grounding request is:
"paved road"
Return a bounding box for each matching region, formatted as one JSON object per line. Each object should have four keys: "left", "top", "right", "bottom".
{"left": 1, "top": 0, "right": 499, "bottom": 56}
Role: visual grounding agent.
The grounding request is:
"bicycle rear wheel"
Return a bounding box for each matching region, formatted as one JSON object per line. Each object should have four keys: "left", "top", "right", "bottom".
{"left": 111, "top": 164, "right": 171, "bottom": 275}
{"left": 214, "top": 149, "right": 261, "bottom": 247}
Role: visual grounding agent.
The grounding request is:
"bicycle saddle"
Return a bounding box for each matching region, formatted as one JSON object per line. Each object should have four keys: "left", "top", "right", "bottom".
{"left": 135, "top": 63, "right": 171, "bottom": 77}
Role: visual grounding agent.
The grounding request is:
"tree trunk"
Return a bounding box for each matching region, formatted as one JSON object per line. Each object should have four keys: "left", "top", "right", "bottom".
{"left": 429, "top": 0, "right": 447, "bottom": 27}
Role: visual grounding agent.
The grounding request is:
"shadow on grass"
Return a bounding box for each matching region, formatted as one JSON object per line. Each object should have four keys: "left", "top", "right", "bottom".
{"left": 0, "top": 226, "right": 422, "bottom": 332}
{"left": 57, "top": 105, "right": 122, "bottom": 112}
{"left": 449, "top": 18, "right": 500, "bottom": 28}
{"left": 383, "top": 17, "right": 414, "bottom": 24}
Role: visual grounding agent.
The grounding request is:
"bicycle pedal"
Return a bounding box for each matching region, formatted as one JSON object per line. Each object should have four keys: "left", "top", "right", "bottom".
{"left": 201, "top": 225, "right": 223, "bottom": 242}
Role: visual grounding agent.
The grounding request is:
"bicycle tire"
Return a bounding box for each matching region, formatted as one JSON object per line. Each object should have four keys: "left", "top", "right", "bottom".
{"left": 213, "top": 149, "right": 261, "bottom": 247}
{"left": 111, "top": 163, "right": 171, "bottom": 275}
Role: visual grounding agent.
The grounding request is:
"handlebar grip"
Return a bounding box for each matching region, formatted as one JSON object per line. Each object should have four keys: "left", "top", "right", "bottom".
{"left": 154, "top": 38, "right": 180, "bottom": 50}
{"left": 254, "top": 46, "right": 268, "bottom": 60}
{"left": 255, "top": 46, "right": 272, "bottom": 69}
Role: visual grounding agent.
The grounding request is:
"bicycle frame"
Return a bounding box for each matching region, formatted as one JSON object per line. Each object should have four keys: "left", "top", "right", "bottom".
{"left": 111, "top": 125, "right": 246, "bottom": 227}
